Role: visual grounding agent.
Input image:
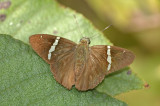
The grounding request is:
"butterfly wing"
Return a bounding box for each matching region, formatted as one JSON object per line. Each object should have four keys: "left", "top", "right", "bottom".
{"left": 75, "top": 45, "right": 135, "bottom": 91}
{"left": 29, "top": 34, "right": 77, "bottom": 89}
{"left": 30, "top": 35, "right": 135, "bottom": 90}
{"left": 29, "top": 34, "right": 76, "bottom": 64}
{"left": 106, "top": 46, "right": 135, "bottom": 74}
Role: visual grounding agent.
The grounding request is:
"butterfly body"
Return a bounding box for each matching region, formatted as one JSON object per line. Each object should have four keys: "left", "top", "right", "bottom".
{"left": 75, "top": 38, "right": 90, "bottom": 76}
{"left": 29, "top": 34, "right": 135, "bottom": 91}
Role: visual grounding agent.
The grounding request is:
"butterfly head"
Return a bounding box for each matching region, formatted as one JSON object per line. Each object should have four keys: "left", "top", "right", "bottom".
{"left": 79, "top": 37, "right": 90, "bottom": 45}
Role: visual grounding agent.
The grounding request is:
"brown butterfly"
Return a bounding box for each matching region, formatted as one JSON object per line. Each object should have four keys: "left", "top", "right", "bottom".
{"left": 29, "top": 34, "right": 135, "bottom": 91}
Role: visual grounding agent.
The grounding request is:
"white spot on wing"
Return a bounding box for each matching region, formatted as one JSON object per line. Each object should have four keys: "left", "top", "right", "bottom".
{"left": 107, "top": 56, "right": 111, "bottom": 64}
{"left": 107, "top": 62, "right": 111, "bottom": 70}
{"left": 48, "top": 37, "right": 61, "bottom": 60}
{"left": 53, "top": 39, "right": 59, "bottom": 45}
{"left": 107, "top": 46, "right": 112, "bottom": 71}
{"left": 57, "top": 37, "right": 60, "bottom": 39}
{"left": 49, "top": 45, "right": 56, "bottom": 53}
{"left": 48, "top": 53, "right": 51, "bottom": 60}
{"left": 107, "top": 46, "right": 110, "bottom": 49}
{"left": 107, "top": 64, "right": 111, "bottom": 71}
{"left": 107, "top": 49, "right": 111, "bottom": 55}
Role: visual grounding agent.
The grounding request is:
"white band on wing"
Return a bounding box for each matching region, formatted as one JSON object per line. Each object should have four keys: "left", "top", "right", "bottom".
{"left": 48, "top": 37, "right": 61, "bottom": 60}
{"left": 107, "top": 46, "right": 112, "bottom": 71}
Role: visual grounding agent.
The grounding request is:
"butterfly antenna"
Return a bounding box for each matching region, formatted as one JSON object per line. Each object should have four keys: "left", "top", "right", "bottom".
{"left": 90, "top": 24, "right": 112, "bottom": 39}
{"left": 73, "top": 15, "right": 84, "bottom": 37}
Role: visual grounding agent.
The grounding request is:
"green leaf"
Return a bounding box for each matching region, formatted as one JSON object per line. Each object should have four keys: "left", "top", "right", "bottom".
{"left": 0, "top": 0, "right": 144, "bottom": 105}
{"left": 96, "top": 67, "right": 144, "bottom": 96}
{"left": 0, "top": 34, "right": 126, "bottom": 106}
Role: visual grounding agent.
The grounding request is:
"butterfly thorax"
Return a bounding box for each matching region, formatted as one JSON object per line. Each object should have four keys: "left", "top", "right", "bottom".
{"left": 75, "top": 37, "right": 90, "bottom": 77}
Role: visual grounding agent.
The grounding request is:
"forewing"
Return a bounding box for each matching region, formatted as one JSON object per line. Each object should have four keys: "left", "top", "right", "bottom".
{"left": 29, "top": 34, "right": 76, "bottom": 64}
{"left": 106, "top": 46, "right": 135, "bottom": 74}
{"left": 75, "top": 45, "right": 135, "bottom": 91}
{"left": 29, "top": 34, "right": 77, "bottom": 89}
